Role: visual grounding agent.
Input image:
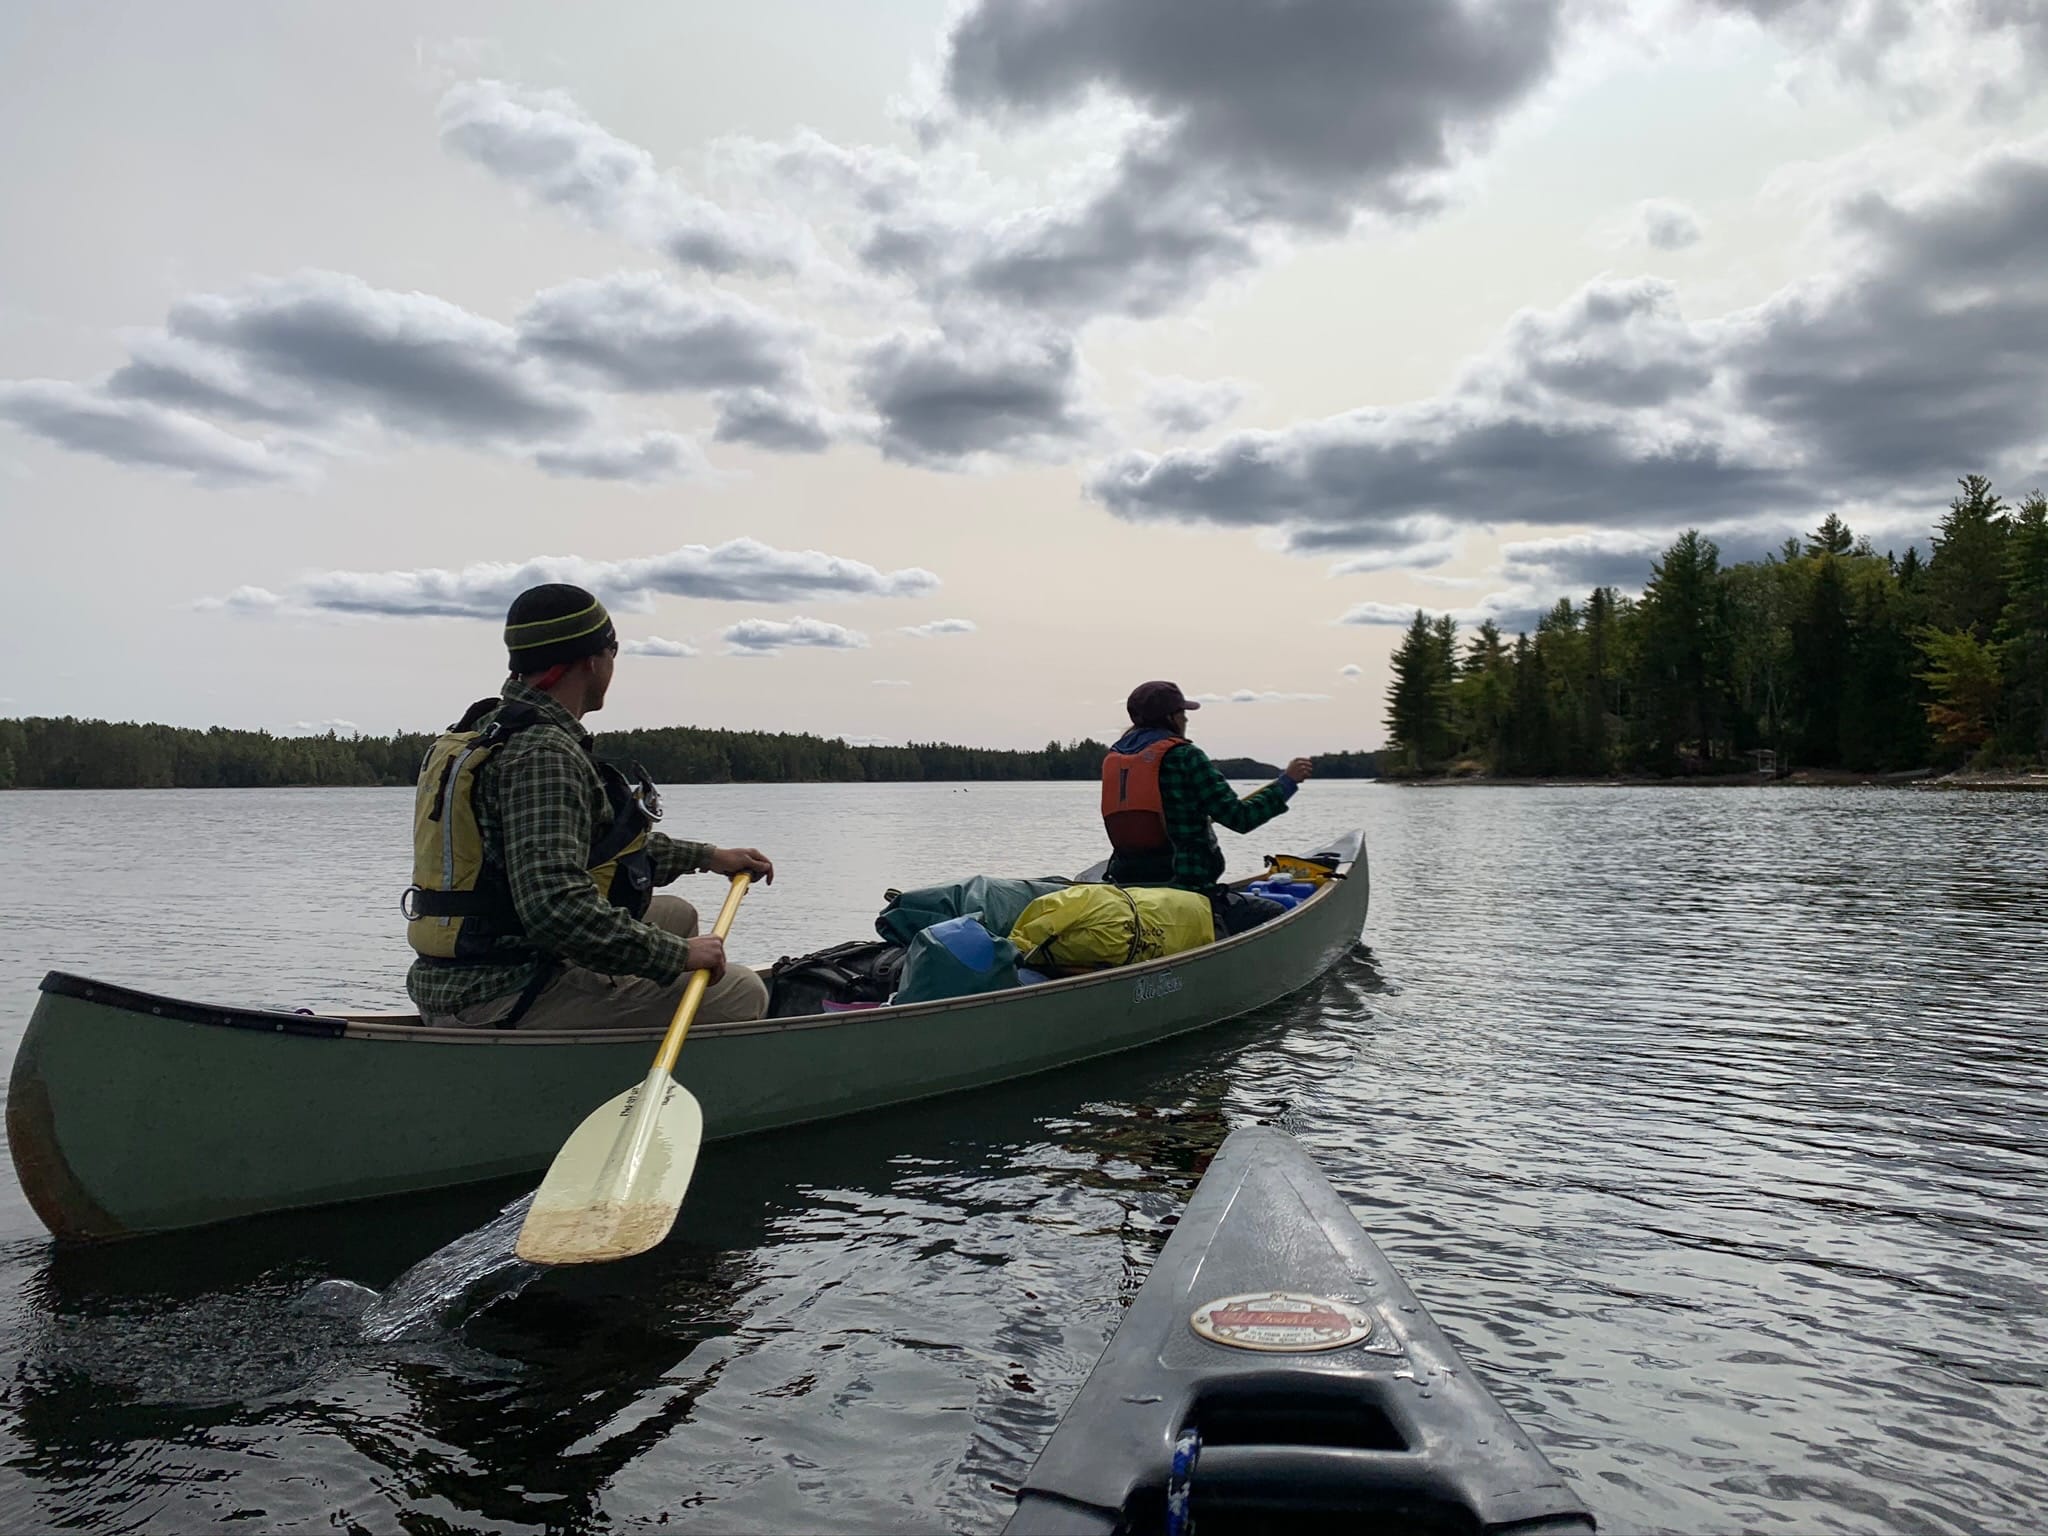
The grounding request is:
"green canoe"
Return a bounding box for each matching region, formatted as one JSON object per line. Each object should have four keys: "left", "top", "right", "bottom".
{"left": 8, "top": 832, "right": 1366, "bottom": 1243}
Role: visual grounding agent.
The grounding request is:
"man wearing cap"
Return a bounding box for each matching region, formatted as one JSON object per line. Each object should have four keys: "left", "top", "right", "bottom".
{"left": 1101, "top": 681, "right": 1312, "bottom": 935}
{"left": 404, "top": 581, "right": 773, "bottom": 1028}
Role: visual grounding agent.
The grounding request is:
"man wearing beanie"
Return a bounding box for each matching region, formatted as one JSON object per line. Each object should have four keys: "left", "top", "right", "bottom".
{"left": 405, "top": 581, "right": 774, "bottom": 1028}
{"left": 1100, "top": 680, "right": 1313, "bottom": 935}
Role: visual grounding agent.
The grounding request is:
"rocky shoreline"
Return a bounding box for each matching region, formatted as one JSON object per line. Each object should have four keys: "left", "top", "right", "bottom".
{"left": 1392, "top": 768, "right": 2048, "bottom": 791}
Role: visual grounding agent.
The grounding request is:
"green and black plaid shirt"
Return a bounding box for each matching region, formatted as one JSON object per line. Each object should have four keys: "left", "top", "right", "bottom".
{"left": 406, "top": 681, "right": 714, "bottom": 1017}
{"left": 1107, "top": 737, "right": 1293, "bottom": 889}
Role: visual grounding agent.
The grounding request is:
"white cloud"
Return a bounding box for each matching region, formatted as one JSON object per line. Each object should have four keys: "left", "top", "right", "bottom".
{"left": 899, "top": 617, "right": 977, "bottom": 637}
{"left": 1336, "top": 602, "right": 1430, "bottom": 627}
{"left": 283, "top": 719, "right": 361, "bottom": 736}
{"left": 871, "top": 677, "right": 913, "bottom": 686}
{"left": 1340, "top": 664, "right": 1363, "bottom": 680}
{"left": 721, "top": 616, "right": 869, "bottom": 654}
{"left": 622, "top": 635, "right": 698, "bottom": 657}
{"left": 1637, "top": 198, "right": 1704, "bottom": 250}
{"left": 1193, "top": 689, "right": 1333, "bottom": 704}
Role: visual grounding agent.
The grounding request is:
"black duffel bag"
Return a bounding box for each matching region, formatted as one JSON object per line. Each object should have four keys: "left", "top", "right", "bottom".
{"left": 764, "top": 939, "right": 907, "bottom": 1018}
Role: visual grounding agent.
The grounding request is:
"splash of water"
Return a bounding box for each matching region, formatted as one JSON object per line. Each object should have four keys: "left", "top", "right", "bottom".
{"left": 297, "top": 1191, "right": 544, "bottom": 1344}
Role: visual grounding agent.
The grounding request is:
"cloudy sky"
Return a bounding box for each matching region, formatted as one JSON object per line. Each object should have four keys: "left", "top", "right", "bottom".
{"left": 2, "top": 1, "right": 2043, "bottom": 755}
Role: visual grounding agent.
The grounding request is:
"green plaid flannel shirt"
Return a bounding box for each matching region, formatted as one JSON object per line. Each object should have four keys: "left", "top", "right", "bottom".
{"left": 406, "top": 681, "right": 715, "bottom": 1016}
{"left": 1157, "top": 741, "right": 1293, "bottom": 888}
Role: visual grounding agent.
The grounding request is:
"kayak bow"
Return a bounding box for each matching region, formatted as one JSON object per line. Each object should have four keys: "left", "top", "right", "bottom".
{"left": 1004, "top": 1126, "right": 1594, "bottom": 1535}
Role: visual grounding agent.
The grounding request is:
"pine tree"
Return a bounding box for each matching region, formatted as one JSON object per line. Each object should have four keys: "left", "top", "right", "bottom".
{"left": 1638, "top": 530, "right": 1734, "bottom": 765}
{"left": 1996, "top": 492, "right": 2048, "bottom": 761}
{"left": 1927, "top": 474, "right": 2011, "bottom": 637}
{"left": 1789, "top": 552, "right": 1851, "bottom": 766}
{"left": 1806, "top": 513, "right": 1855, "bottom": 557}
{"left": 1454, "top": 619, "right": 1511, "bottom": 768}
{"left": 1384, "top": 610, "right": 1452, "bottom": 775}
{"left": 1581, "top": 586, "right": 1616, "bottom": 773}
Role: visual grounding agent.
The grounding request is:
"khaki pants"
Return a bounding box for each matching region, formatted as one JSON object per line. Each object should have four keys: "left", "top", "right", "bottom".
{"left": 436, "top": 894, "right": 768, "bottom": 1030}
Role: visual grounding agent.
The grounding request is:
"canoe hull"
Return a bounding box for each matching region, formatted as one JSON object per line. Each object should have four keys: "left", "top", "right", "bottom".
{"left": 9, "top": 834, "right": 1367, "bottom": 1241}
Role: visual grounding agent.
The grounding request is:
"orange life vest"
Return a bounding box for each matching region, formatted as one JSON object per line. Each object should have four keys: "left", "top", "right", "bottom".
{"left": 1100, "top": 736, "right": 1186, "bottom": 853}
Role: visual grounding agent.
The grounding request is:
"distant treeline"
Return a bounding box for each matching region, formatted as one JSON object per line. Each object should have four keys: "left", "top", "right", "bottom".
{"left": 1382, "top": 475, "right": 2048, "bottom": 779}
{"left": 0, "top": 716, "right": 1379, "bottom": 790}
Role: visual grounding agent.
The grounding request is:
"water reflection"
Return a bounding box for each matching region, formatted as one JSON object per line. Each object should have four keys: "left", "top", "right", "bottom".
{"left": 0, "top": 967, "right": 1380, "bottom": 1535}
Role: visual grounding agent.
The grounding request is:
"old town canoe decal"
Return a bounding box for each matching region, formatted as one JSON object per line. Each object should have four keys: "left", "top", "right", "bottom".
{"left": 1133, "top": 971, "right": 1183, "bottom": 1003}
{"left": 1189, "top": 1290, "right": 1375, "bottom": 1352}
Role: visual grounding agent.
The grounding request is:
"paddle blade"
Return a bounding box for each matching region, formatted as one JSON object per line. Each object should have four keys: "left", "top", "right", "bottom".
{"left": 515, "top": 1073, "right": 704, "bottom": 1266}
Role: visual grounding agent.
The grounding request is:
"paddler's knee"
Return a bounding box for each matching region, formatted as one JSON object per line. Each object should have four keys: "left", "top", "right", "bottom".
{"left": 700, "top": 963, "right": 768, "bottom": 1024}
{"left": 645, "top": 894, "right": 700, "bottom": 939}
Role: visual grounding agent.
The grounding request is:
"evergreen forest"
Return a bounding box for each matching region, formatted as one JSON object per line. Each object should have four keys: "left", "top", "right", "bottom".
{"left": 1380, "top": 477, "right": 2048, "bottom": 779}
{"left": 0, "top": 716, "right": 1372, "bottom": 791}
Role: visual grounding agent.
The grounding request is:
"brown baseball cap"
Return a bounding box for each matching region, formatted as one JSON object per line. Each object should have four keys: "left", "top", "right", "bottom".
{"left": 1126, "top": 680, "right": 1202, "bottom": 725}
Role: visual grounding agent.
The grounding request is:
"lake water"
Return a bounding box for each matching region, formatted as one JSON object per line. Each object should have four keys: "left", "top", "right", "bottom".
{"left": 0, "top": 780, "right": 2043, "bottom": 1534}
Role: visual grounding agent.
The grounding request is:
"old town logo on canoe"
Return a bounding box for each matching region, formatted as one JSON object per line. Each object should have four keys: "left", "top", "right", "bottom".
{"left": 1189, "top": 1290, "right": 1375, "bottom": 1352}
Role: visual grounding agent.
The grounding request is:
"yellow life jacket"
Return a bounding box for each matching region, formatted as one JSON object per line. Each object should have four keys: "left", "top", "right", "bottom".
{"left": 1007, "top": 883, "right": 1215, "bottom": 971}
{"left": 401, "top": 699, "right": 660, "bottom": 962}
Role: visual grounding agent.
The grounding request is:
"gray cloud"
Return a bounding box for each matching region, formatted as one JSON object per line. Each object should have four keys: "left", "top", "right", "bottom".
{"left": 1730, "top": 142, "right": 2048, "bottom": 492}
{"left": 165, "top": 270, "right": 590, "bottom": 444}
{"left": 621, "top": 635, "right": 698, "bottom": 658}
{"left": 856, "top": 323, "right": 1096, "bottom": 466}
{"left": 5, "top": 268, "right": 840, "bottom": 486}
{"left": 1140, "top": 374, "right": 1247, "bottom": 436}
{"left": 1638, "top": 198, "right": 1704, "bottom": 250}
{"left": 1325, "top": 516, "right": 1466, "bottom": 574}
{"left": 712, "top": 387, "right": 838, "bottom": 453}
{"left": 932, "top": 0, "right": 1569, "bottom": 318}
{"left": 872, "top": 677, "right": 913, "bottom": 686}
{"left": 721, "top": 616, "right": 868, "bottom": 654}
{"left": 516, "top": 272, "right": 805, "bottom": 392}
{"left": 201, "top": 537, "right": 939, "bottom": 620}
{"left": 1090, "top": 140, "right": 2048, "bottom": 565}
{"left": 533, "top": 431, "right": 709, "bottom": 482}
{"left": 104, "top": 334, "right": 322, "bottom": 427}
{"left": 960, "top": 154, "right": 1266, "bottom": 322}
{"left": 1496, "top": 531, "right": 1672, "bottom": 594}
{"left": 1093, "top": 406, "right": 1796, "bottom": 552}
{"left": 438, "top": 80, "right": 797, "bottom": 274}
{"left": 0, "top": 380, "right": 303, "bottom": 486}
{"left": 900, "top": 617, "right": 977, "bottom": 637}
{"left": 1340, "top": 664, "right": 1364, "bottom": 679}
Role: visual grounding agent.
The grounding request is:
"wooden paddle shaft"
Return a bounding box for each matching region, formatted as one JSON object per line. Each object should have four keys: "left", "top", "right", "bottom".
{"left": 652, "top": 872, "right": 750, "bottom": 1078}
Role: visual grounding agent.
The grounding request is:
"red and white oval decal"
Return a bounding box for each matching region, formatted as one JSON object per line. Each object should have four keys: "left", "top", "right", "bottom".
{"left": 1190, "top": 1290, "right": 1375, "bottom": 1352}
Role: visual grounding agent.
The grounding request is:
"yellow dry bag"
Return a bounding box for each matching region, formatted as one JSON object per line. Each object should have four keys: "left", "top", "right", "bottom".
{"left": 1008, "top": 884, "right": 1214, "bottom": 971}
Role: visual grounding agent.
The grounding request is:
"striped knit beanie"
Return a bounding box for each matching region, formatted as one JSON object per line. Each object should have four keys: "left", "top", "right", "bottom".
{"left": 504, "top": 584, "right": 616, "bottom": 674}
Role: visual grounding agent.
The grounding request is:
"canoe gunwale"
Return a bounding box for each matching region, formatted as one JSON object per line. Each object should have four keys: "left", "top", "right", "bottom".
{"left": 35, "top": 972, "right": 350, "bottom": 1039}
{"left": 35, "top": 832, "right": 1366, "bottom": 1049}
